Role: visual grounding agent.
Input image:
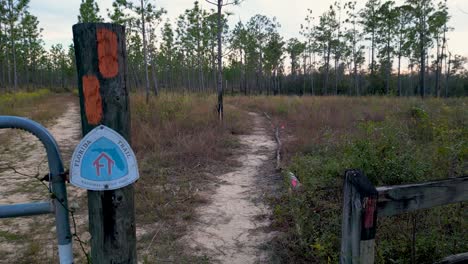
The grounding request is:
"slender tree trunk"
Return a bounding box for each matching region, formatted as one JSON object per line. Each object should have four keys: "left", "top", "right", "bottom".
{"left": 22, "top": 17, "right": 30, "bottom": 89}
{"left": 354, "top": 60, "right": 358, "bottom": 96}
{"left": 61, "top": 58, "right": 65, "bottom": 89}
{"left": 188, "top": 60, "right": 192, "bottom": 92}
{"left": 9, "top": 0, "right": 17, "bottom": 90}
{"left": 259, "top": 50, "right": 263, "bottom": 94}
{"left": 211, "top": 45, "right": 216, "bottom": 91}
{"left": 0, "top": 20, "right": 3, "bottom": 90}
{"left": 438, "top": 24, "right": 447, "bottom": 97}
{"left": 244, "top": 52, "right": 248, "bottom": 95}
{"left": 130, "top": 64, "right": 139, "bottom": 91}
{"left": 6, "top": 45, "right": 11, "bottom": 90}
{"left": 397, "top": 32, "right": 403, "bottom": 96}
{"left": 310, "top": 46, "right": 314, "bottom": 95}
{"left": 151, "top": 58, "right": 159, "bottom": 95}
{"left": 324, "top": 43, "right": 331, "bottom": 95}
{"left": 409, "top": 64, "right": 414, "bottom": 96}
{"left": 335, "top": 5, "right": 341, "bottom": 95}
{"left": 216, "top": 0, "right": 223, "bottom": 120}
{"left": 371, "top": 30, "right": 375, "bottom": 76}
{"left": 5, "top": 11, "right": 11, "bottom": 90}
{"left": 197, "top": 36, "right": 204, "bottom": 92}
{"left": 334, "top": 55, "right": 338, "bottom": 95}
{"left": 303, "top": 56, "right": 306, "bottom": 95}
{"left": 445, "top": 52, "right": 451, "bottom": 97}
{"left": 419, "top": 10, "right": 425, "bottom": 98}
{"left": 148, "top": 25, "right": 159, "bottom": 95}
{"left": 140, "top": 0, "right": 151, "bottom": 102}
{"left": 433, "top": 36, "right": 439, "bottom": 97}
{"left": 386, "top": 39, "right": 391, "bottom": 95}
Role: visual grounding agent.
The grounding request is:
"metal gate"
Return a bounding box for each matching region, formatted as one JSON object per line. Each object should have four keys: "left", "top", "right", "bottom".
{"left": 0, "top": 116, "right": 73, "bottom": 263}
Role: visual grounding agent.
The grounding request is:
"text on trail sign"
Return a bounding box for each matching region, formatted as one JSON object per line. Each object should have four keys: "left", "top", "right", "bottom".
{"left": 70, "top": 125, "right": 139, "bottom": 190}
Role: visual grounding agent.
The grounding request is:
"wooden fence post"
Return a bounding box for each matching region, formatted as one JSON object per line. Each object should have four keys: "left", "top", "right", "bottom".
{"left": 340, "top": 170, "right": 378, "bottom": 264}
{"left": 73, "top": 23, "right": 136, "bottom": 263}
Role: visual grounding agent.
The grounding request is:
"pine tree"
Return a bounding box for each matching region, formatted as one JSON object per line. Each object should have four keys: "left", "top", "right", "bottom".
{"left": 78, "top": 0, "right": 103, "bottom": 23}
{"left": 205, "top": 0, "right": 243, "bottom": 121}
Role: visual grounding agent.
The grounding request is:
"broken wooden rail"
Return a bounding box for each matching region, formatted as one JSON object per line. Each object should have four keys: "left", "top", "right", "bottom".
{"left": 340, "top": 170, "right": 468, "bottom": 264}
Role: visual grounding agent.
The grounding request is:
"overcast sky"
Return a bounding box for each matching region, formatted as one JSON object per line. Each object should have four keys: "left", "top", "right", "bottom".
{"left": 30, "top": 0, "right": 468, "bottom": 58}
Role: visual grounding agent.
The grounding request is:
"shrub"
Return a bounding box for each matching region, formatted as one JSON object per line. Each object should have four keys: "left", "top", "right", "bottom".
{"left": 229, "top": 96, "right": 467, "bottom": 263}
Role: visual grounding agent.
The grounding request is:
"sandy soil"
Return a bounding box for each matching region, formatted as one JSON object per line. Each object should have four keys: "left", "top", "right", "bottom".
{"left": 184, "top": 112, "right": 278, "bottom": 264}
{"left": 0, "top": 102, "right": 84, "bottom": 262}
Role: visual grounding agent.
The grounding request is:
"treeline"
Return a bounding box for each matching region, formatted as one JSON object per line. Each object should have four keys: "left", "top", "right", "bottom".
{"left": 0, "top": 0, "right": 467, "bottom": 96}
{"left": 0, "top": 0, "right": 76, "bottom": 91}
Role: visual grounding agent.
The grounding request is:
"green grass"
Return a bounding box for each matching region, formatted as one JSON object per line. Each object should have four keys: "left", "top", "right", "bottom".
{"left": 0, "top": 89, "right": 74, "bottom": 125}
{"left": 0, "top": 89, "right": 50, "bottom": 114}
{"left": 228, "top": 96, "right": 467, "bottom": 263}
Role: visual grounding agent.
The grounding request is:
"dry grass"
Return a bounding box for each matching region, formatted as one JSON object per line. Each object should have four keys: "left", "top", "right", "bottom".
{"left": 0, "top": 90, "right": 71, "bottom": 124}
{"left": 1, "top": 91, "right": 252, "bottom": 263}
{"left": 0, "top": 91, "right": 81, "bottom": 264}
{"left": 3, "top": 92, "right": 465, "bottom": 263}
{"left": 131, "top": 93, "right": 251, "bottom": 262}
{"left": 227, "top": 96, "right": 387, "bottom": 164}
{"left": 228, "top": 95, "right": 467, "bottom": 263}
{"left": 0, "top": 91, "right": 74, "bottom": 147}
{"left": 227, "top": 96, "right": 466, "bottom": 165}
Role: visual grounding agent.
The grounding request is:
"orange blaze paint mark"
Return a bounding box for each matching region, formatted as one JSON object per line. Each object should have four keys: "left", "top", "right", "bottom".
{"left": 82, "top": 75, "right": 103, "bottom": 125}
{"left": 97, "top": 28, "right": 118, "bottom": 78}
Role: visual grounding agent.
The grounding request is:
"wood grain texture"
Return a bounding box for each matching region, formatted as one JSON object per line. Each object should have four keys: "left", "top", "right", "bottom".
{"left": 73, "top": 23, "right": 136, "bottom": 264}
{"left": 435, "top": 252, "right": 468, "bottom": 264}
{"left": 377, "top": 176, "right": 468, "bottom": 217}
{"left": 340, "top": 170, "right": 377, "bottom": 264}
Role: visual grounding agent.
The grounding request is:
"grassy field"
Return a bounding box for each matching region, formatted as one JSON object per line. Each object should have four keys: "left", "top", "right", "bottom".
{"left": 227, "top": 96, "right": 467, "bottom": 263}
{"left": 0, "top": 91, "right": 466, "bottom": 263}
{"left": 0, "top": 89, "right": 72, "bottom": 123}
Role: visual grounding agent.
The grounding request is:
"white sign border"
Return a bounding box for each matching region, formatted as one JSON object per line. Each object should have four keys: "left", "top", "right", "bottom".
{"left": 70, "top": 125, "right": 139, "bottom": 191}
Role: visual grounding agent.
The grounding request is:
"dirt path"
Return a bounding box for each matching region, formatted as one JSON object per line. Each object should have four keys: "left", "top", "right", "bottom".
{"left": 0, "top": 101, "right": 83, "bottom": 262}
{"left": 185, "top": 112, "right": 278, "bottom": 263}
{"left": 0, "top": 102, "right": 81, "bottom": 203}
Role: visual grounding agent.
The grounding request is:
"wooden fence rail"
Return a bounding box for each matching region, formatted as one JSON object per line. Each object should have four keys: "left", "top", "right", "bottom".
{"left": 340, "top": 170, "right": 468, "bottom": 264}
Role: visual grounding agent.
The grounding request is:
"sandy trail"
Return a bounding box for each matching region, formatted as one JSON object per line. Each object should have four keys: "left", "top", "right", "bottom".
{"left": 0, "top": 102, "right": 83, "bottom": 262}
{"left": 185, "top": 112, "right": 277, "bottom": 263}
{"left": 0, "top": 103, "right": 82, "bottom": 203}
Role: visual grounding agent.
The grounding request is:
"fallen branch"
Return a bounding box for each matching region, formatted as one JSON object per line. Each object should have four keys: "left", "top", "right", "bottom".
{"left": 275, "top": 126, "right": 281, "bottom": 171}
{"left": 263, "top": 112, "right": 302, "bottom": 191}
{"left": 263, "top": 112, "right": 281, "bottom": 170}
{"left": 263, "top": 112, "right": 272, "bottom": 122}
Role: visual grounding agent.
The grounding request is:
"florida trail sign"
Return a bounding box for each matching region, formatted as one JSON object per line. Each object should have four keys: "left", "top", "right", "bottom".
{"left": 70, "top": 125, "right": 139, "bottom": 191}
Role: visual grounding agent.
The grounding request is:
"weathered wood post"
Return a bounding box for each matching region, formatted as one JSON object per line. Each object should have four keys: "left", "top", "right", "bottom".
{"left": 340, "top": 170, "right": 378, "bottom": 264}
{"left": 72, "top": 23, "right": 136, "bottom": 263}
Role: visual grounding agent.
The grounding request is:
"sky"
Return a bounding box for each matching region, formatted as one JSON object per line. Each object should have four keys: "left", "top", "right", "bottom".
{"left": 30, "top": 0, "right": 468, "bottom": 58}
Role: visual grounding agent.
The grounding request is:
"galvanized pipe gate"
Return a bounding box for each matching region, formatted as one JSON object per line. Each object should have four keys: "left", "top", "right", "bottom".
{"left": 0, "top": 116, "right": 73, "bottom": 263}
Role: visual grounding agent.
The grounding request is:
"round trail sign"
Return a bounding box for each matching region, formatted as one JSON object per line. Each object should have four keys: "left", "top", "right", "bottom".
{"left": 70, "top": 125, "right": 139, "bottom": 190}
